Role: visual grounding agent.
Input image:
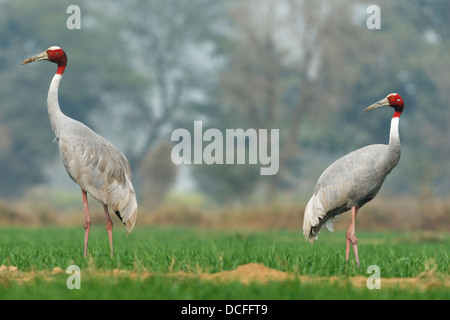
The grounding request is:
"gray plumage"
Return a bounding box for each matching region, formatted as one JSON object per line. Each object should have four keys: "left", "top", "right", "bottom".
{"left": 49, "top": 72, "right": 137, "bottom": 234}
{"left": 58, "top": 120, "right": 137, "bottom": 231}
{"left": 303, "top": 142, "right": 400, "bottom": 241}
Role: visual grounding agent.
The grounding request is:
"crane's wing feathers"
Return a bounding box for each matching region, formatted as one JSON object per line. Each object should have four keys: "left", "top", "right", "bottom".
{"left": 58, "top": 120, "right": 137, "bottom": 233}
{"left": 303, "top": 144, "right": 394, "bottom": 242}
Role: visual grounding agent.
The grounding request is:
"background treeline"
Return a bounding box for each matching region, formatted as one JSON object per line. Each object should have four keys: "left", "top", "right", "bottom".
{"left": 0, "top": 0, "right": 449, "bottom": 229}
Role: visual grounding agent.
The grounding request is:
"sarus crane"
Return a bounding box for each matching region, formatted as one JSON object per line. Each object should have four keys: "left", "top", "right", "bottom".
{"left": 303, "top": 93, "right": 404, "bottom": 268}
{"left": 22, "top": 46, "right": 137, "bottom": 258}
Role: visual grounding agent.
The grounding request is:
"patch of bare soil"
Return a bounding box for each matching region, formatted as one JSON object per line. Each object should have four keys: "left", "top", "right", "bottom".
{"left": 0, "top": 265, "right": 64, "bottom": 285}
{"left": 1, "top": 263, "right": 448, "bottom": 290}
{"left": 174, "top": 263, "right": 450, "bottom": 290}
{"left": 172, "top": 263, "right": 293, "bottom": 284}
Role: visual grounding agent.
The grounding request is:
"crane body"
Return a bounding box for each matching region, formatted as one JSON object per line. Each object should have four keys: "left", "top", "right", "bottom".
{"left": 22, "top": 46, "right": 137, "bottom": 258}
{"left": 303, "top": 93, "right": 404, "bottom": 267}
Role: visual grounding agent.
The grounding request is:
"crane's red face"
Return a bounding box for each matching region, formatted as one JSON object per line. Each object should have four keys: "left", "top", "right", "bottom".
{"left": 21, "top": 46, "right": 67, "bottom": 75}
{"left": 364, "top": 93, "right": 404, "bottom": 117}
{"left": 386, "top": 93, "right": 404, "bottom": 112}
{"left": 46, "top": 46, "right": 67, "bottom": 66}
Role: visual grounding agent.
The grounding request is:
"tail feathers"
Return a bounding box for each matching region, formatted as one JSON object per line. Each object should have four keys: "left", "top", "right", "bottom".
{"left": 114, "top": 189, "right": 137, "bottom": 235}
{"left": 303, "top": 194, "right": 326, "bottom": 243}
{"left": 124, "top": 209, "right": 137, "bottom": 235}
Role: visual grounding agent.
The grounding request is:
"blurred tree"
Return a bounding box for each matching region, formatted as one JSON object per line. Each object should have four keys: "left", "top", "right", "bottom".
{"left": 89, "top": 0, "right": 230, "bottom": 168}
{"left": 87, "top": 0, "right": 231, "bottom": 205}
{"left": 0, "top": 0, "right": 449, "bottom": 203}
{"left": 206, "top": 0, "right": 450, "bottom": 202}
{"left": 139, "top": 141, "right": 178, "bottom": 210}
{"left": 189, "top": 114, "right": 262, "bottom": 206}
{"left": 218, "top": 0, "right": 360, "bottom": 202}
{"left": 0, "top": 0, "right": 148, "bottom": 196}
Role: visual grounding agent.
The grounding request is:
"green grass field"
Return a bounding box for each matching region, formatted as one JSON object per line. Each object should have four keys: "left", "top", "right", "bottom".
{"left": 0, "top": 226, "right": 448, "bottom": 299}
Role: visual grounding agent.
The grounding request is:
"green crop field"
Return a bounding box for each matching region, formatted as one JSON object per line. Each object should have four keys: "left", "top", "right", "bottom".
{"left": 0, "top": 226, "right": 448, "bottom": 300}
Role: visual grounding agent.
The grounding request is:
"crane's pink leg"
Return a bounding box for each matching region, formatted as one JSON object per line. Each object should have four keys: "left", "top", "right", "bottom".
{"left": 82, "top": 189, "right": 91, "bottom": 258}
{"left": 345, "top": 205, "right": 360, "bottom": 268}
{"left": 103, "top": 205, "right": 114, "bottom": 258}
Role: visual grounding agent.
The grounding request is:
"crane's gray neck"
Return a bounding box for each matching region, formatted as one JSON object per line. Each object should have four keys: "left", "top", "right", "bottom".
{"left": 388, "top": 116, "right": 401, "bottom": 166}
{"left": 47, "top": 73, "right": 68, "bottom": 138}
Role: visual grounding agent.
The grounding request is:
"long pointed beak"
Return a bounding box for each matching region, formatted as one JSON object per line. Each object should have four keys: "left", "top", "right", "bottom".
{"left": 21, "top": 51, "right": 48, "bottom": 65}
{"left": 364, "top": 97, "right": 390, "bottom": 112}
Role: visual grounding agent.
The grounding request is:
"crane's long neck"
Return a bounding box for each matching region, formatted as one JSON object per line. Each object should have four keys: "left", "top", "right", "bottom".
{"left": 388, "top": 112, "right": 401, "bottom": 166}
{"left": 47, "top": 73, "right": 68, "bottom": 138}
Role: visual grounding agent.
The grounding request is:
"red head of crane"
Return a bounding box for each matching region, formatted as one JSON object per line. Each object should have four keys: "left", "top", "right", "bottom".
{"left": 303, "top": 93, "right": 404, "bottom": 268}
{"left": 22, "top": 46, "right": 137, "bottom": 258}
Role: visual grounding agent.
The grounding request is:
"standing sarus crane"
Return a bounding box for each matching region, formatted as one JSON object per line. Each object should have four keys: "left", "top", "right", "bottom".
{"left": 303, "top": 93, "right": 404, "bottom": 268}
{"left": 22, "top": 46, "right": 137, "bottom": 258}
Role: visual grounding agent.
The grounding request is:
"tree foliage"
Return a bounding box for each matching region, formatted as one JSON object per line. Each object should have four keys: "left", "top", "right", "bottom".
{"left": 0, "top": 0, "right": 449, "bottom": 203}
